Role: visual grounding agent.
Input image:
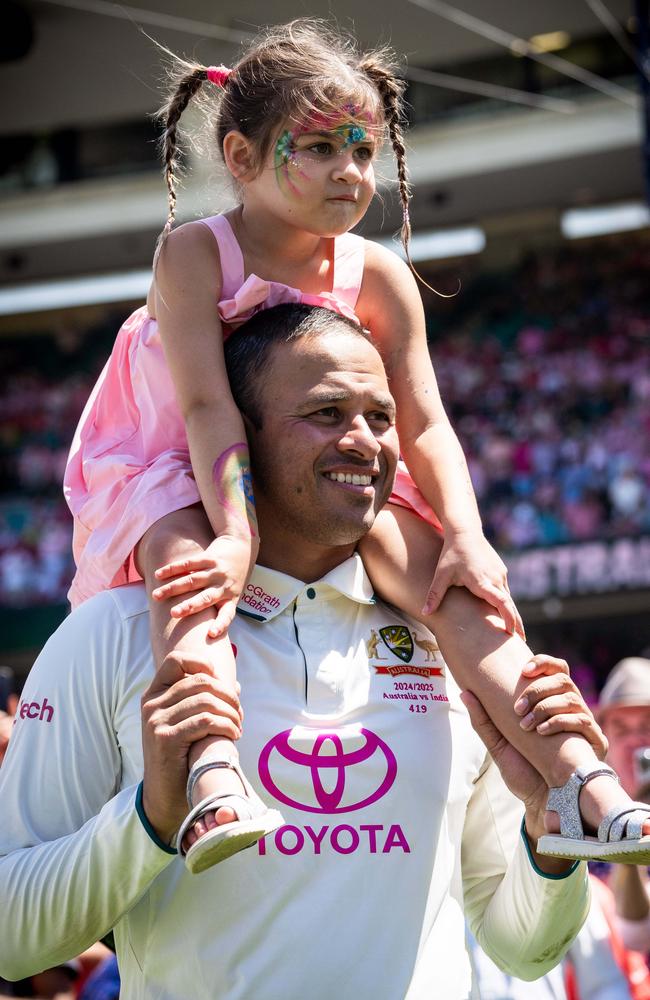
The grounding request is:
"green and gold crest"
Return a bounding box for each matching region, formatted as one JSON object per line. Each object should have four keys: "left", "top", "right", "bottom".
{"left": 379, "top": 626, "right": 414, "bottom": 663}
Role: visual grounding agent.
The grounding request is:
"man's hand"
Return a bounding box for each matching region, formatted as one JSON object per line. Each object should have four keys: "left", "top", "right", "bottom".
{"left": 140, "top": 651, "right": 243, "bottom": 845}
{"left": 461, "top": 652, "right": 606, "bottom": 875}
{"left": 514, "top": 654, "right": 607, "bottom": 758}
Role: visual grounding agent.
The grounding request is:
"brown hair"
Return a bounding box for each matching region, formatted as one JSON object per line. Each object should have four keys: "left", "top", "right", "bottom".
{"left": 155, "top": 19, "right": 411, "bottom": 259}
{"left": 224, "top": 303, "right": 372, "bottom": 428}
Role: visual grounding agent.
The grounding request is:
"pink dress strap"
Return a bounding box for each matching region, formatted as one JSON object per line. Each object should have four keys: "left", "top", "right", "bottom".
{"left": 332, "top": 231, "right": 365, "bottom": 313}
{"left": 199, "top": 215, "right": 364, "bottom": 332}
{"left": 197, "top": 215, "right": 245, "bottom": 300}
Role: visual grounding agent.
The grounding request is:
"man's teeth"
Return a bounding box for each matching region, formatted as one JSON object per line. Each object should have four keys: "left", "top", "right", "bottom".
{"left": 325, "top": 472, "right": 372, "bottom": 485}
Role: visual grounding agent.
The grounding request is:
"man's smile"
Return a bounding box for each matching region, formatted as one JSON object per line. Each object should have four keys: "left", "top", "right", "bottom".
{"left": 324, "top": 472, "right": 373, "bottom": 485}
{"left": 321, "top": 465, "right": 380, "bottom": 494}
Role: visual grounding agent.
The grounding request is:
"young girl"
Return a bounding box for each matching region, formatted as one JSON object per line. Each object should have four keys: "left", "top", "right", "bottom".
{"left": 65, "top": 20, "right": 650, "bottom": 873}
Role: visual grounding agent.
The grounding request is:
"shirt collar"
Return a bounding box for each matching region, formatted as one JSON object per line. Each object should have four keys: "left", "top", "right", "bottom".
{"left": 236, "top": 552, "right": 376, "bottom": 623}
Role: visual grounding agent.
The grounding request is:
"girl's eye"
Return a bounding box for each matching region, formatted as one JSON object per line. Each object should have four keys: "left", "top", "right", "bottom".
{"left": 354, "top": 146, "right": 374, "bottom": 162}
{"left": 308, "top": 142, "right": 334, "bottom": 155}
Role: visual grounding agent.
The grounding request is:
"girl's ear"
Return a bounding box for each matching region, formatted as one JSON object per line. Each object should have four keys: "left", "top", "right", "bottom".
{"left": 223, "top": 131, "right": 257, "bottom": 182}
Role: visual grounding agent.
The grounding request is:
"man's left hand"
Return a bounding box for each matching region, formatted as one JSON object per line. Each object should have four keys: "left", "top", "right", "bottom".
{"left": 461, "top": 653, "right": 606, "bottom": 875}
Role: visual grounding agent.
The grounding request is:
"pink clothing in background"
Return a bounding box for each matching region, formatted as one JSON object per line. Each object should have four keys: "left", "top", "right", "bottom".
{"left": 64, "top": 214, "right": 440, "bottom": 607}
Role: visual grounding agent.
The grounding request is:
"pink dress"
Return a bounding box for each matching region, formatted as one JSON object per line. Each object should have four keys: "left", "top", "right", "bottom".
{"left": 64, "top": 214, "right": 440, "bottom": 607}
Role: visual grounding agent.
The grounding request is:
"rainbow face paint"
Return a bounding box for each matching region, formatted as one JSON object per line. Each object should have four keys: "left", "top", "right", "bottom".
{"left": 273, "top": 105, "right": 376, "bottom": 198}
{"left": 212, "top": 443, "right": 258, "bottom": 538}
{"left": 274, "top": 129, "right": 307, "bottom": 195}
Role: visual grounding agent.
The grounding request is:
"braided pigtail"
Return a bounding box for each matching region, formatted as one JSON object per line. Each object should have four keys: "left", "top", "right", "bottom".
{"left": 358, "top": 58, "right": 412, "bottom": 260}
{"left": 154, "top": 63, "right": 231, "bottom": 265}
{"left": 360, "top": 56, "right": 457, "bottom": 298}
{"left": 154, "top": 67, "right": 207, "bottom": 265}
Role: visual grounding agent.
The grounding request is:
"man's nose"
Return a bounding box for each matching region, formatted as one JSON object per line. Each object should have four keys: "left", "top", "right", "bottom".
{"left": 337, "top": 415, "right": 381, "bottom": 457}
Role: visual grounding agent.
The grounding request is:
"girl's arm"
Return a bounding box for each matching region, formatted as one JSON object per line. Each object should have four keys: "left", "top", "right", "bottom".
{"left": 150, "top": 222, "right": 258, "bottom": 634}
{"left": 356, "top": 240, "right": 522, "bottom": 634}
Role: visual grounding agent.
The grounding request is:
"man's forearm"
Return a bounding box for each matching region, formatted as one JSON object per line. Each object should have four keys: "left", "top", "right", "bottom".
{"left": 0, "top": 592, "right": 174, "bottom": 982}
{"left": 469, "top": 828, "right": 589, "bottom": 980}
{"left": 0, "top": 785, "right": 173, "bottom": 981}
{"left": 523, "top": 808, "right": 577, "bottom": 878}
{"left": 462, "top": 758, "right": 589, "bottom": 980}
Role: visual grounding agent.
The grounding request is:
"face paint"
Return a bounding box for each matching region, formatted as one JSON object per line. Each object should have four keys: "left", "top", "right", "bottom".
{"left": 307, "top": 103, "right": 376, "bottom": 134}
{"left": 305, "top": 104, "right": 372, "bottom": 148}
{"left": 274, "top": 129, "right": 307, "bottom": 196}
{"left": 273, "top": 104, "right": 376, "bottom": 197}
{"left": 212, "top": 442, "right": 258, "bottom": 538}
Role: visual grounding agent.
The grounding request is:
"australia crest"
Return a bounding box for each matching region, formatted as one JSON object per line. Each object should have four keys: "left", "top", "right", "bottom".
{"left": 378, "top": 625, "right": 413, "bottom": 663}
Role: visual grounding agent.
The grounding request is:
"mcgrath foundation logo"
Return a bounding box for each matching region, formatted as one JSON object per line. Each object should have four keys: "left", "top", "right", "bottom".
{"left": 258, "top": 727, "right": 397, "bottom": 814}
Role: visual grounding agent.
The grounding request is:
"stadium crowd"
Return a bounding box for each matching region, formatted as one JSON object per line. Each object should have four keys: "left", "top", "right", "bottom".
{"left": 430, "top": 237, "right": 650, "bottom": 551}
{"left": 0, "top": 236, "right": 648, "bottom": 607}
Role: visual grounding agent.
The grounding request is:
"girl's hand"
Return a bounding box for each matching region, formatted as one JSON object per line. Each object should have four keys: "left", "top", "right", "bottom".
{"left": 423, "top": 528, "right": 525, "bottom": 639}
{"left": 151, "top": 534, "right": 254, "bottom": 638}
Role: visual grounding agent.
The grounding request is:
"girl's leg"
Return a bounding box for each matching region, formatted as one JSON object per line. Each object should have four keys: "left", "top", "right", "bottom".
{"left": 359, "top": 504, "right": 650, "bottom": 850}
{"left": 137, "top": 505, "right": 282, "bottom": 870}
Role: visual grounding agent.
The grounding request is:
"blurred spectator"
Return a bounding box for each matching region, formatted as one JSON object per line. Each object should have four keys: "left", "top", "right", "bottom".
{"left": 0, "top": 667, "right": 19, "bottom": 766}
{"left": 597, "top": 658, "right": 650, "bottom": 959}
{"left": 78, "top": 955, "right": 119, "bottom": 1000}
{"left": 0, "top": 945, "right": 114, "bottom": 998}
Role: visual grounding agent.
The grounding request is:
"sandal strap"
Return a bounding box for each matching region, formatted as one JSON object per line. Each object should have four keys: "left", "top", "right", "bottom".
{"left": 546, "top": 764, "right": 619, "bottom": 840}
{"left": 599, "top": 802, "right": 650, "bottom": 843}
{"left": 176, "top": 789, "right": 261, "bottom": 856}
{"left": 186, "top": 753, "right": 245, "bottom": 809}
{"left": 626, "top": 808, "right": 650, "bottom": 841}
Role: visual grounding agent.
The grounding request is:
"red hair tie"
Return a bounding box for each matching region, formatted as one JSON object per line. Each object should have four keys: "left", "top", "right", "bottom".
{"left": 206, "top": 65, "right": 232, "bottom": 87}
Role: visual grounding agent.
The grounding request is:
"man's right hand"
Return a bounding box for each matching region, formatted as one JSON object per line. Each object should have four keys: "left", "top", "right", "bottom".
{"left": 140, "top": 651, "right": 242, "bottom": 845}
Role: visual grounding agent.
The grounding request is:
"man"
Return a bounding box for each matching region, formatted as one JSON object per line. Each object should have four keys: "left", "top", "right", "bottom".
{"left": 0, "top": 304, "right": 590, "bottom": 999}
{"left": 599, "top": 658, "right": 650, "bottom": 962}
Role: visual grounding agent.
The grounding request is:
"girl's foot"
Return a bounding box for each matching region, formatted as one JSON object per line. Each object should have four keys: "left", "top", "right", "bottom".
{"left": 177, "top": 756, "right": 284, "bottom": 873}
{"left": 539, "top": 765, "right": 650, "bottom": 864}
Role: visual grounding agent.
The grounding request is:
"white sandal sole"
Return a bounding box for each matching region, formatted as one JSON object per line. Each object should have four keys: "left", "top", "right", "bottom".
{"left": 537, "top": 833, "right": 650, "bottom": 865}
{"left": 184, "top": 809, "right": 284, "bottom": 874}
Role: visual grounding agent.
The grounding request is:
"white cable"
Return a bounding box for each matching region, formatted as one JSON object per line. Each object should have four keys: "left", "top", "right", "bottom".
{"left": 583, "top": 0, "right": 650, "bottom": 81}
{"left": 407, "top": 0, "right": 639, "bottom": 108}
{"left": 36, "top": 0, "right": 253, "bottom": 45}
{"left": 403, "top": 65, "right": 577, "bottom": 113}
{"left": 34, "top": 0, "right": 602, "bottom": 115}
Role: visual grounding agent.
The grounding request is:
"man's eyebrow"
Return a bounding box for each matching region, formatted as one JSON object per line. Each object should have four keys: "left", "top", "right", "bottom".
{"left": 299, "top": 389, "right": 396, "bottom": 413}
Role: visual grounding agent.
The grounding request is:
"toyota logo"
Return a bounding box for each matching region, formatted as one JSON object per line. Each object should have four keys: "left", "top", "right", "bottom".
{"left": 258, "top": 726, "right": 397, "bottom": 813}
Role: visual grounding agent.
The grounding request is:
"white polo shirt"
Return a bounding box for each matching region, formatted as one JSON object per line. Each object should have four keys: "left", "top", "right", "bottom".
{"left": 0, "top": 555, "right": 589, "bottom": 999}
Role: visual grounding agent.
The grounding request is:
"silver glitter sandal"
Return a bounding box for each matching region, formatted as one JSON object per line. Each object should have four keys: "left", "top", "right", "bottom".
{"left": 177, "top": 755, "right": 284, "bottom": 874}
{"left": 537, "top": 763, "right": 650, "bottom": 864}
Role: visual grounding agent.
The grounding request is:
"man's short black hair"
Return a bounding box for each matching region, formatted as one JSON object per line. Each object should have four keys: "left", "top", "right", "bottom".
{"left": 223, "top": 303, "right": 371, "bottom": 428}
